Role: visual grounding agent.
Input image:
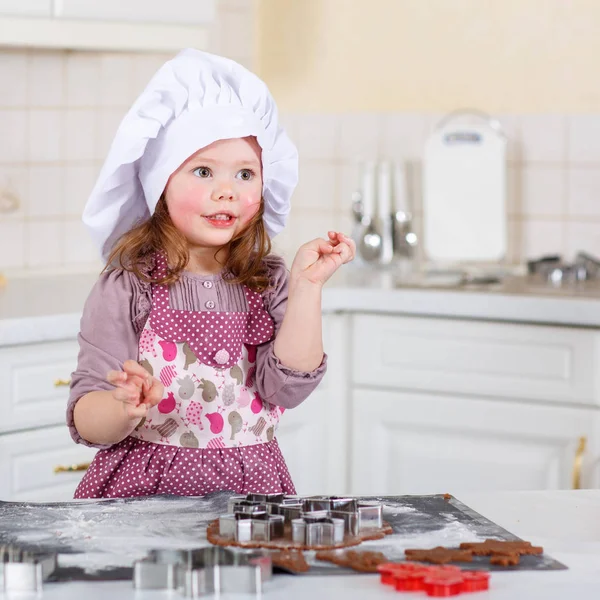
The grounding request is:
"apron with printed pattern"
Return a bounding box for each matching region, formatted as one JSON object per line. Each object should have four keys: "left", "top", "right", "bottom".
{"left": 130, "top": 253, "right": 281, "bottom": 449}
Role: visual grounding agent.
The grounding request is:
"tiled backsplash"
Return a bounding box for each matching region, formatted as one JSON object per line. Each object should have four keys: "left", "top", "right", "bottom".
{"left": 2, "top": 25, "right": 600, "bottom": 273}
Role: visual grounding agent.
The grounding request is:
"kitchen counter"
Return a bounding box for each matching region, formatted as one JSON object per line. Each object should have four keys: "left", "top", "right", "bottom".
{"left": 3, "top": 267, "right": 600, "bottom": 346}
{"left": 11, "top": 489, "right": 600, "bottom": 600}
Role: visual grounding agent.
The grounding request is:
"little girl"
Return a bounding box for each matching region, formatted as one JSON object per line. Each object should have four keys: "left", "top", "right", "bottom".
{"left": 67, "top": 49, "right": 355, "bottom": 499}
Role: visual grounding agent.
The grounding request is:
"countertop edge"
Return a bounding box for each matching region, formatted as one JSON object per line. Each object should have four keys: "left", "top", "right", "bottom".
{"left": 3, "top": 287, "right": 600, "bottom": 347}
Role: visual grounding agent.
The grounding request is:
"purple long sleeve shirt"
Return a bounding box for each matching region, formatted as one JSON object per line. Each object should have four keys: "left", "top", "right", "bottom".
{"left": 67, "top": 255, "right": 327, "bottom": 449}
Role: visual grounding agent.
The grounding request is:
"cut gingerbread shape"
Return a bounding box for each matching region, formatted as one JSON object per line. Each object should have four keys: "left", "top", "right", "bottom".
{"left": 460, "top": 539, "right": 543, "bottom": 556}
{"left": 404, "top": 547, "right": 473, "bottom": 564}
{"left": 315, "top": 549, "right": 388, "bottom": 573}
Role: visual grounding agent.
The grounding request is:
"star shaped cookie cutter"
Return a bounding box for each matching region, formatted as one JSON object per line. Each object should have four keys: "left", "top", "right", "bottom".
{"left": 133, "top": 546, "right": 272, "bottom": 596}
{"left": 0, "top": 544, "right": 57, "bottom": 594}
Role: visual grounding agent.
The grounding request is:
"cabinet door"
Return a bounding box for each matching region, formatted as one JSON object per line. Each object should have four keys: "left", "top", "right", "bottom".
{"left": 350, "top": 389, "right": 599, "bottom": 496}
{"left": 0, "top": 425, "right": 96, "bottom": 502}
{"left": 0, "top": 1, "right": 51, "bottom": 17}
{"left": 275, "top": 314, "right": 351, "bottom": 495}
{"left": 0, "top": 341, "right": 79, "bottom": 434}
{"left": 58, "top": 0, "right": 215, "bottom": 25}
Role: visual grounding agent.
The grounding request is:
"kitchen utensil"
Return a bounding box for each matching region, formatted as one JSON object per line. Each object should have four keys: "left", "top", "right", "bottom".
{"left": 422, "top": 109, "right": 507, "bottom": 263}
{"left": 133, "top": 546, "right": 271, "bottom": 595}
{"left": 377, "top": 161, "right": 394, "bottom": 264}
{"left": 357, "top": 161, "right": 382, "bottom": 262}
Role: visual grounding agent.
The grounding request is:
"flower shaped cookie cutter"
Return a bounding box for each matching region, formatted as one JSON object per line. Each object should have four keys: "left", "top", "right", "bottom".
{"left": 133, "top": 546, "right": 272, "bottom": 596}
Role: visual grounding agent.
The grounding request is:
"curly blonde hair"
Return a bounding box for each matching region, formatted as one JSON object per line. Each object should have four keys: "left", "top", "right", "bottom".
{"left": 103, "top": 195, "right": 273, "bottom": 292}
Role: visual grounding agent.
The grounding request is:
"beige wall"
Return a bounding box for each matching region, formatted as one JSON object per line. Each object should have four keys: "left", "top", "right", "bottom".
{"left": 257, "top": 0, "right": 600, "bottom": 113}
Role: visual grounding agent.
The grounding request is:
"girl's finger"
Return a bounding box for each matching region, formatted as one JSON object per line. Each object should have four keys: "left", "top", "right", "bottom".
{"left": 107, "top": 370, "right": 126, "bottom": 384}
{"left": 125, "top": 403, "right": 148, "bottom": 420}
{"left": 144, "top": 379, "right": 164, "bottom": 407}
{"left": 123, "top": 359, "right": 152, "bottom": 383}
{"left": 113, "top": 386, "right": 140, "bottom": 404}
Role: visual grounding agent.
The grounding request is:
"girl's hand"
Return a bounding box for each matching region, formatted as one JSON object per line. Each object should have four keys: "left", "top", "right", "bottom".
{"left": 290, "top": 231, "right": 356, "bottom": 287}
{"left": 107, "top": 359, "right": 164, "bottom": 421}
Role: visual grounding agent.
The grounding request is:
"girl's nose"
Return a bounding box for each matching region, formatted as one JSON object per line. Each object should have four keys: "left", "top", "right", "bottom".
{"left": 212, "top": 184, "right": 235, "bottom": 202}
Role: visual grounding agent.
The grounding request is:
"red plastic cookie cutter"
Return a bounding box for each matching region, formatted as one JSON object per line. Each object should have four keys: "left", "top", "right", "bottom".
{"left": 377, "top": 562, "right": 490, "bottom": 596}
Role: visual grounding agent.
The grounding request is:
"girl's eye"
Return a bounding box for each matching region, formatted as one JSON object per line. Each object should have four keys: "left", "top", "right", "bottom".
{"left": 237, "top": 169, "right": 255, "bottom": 181}
{"left": 193, "top": 167, "right": 211, "bottom": 178}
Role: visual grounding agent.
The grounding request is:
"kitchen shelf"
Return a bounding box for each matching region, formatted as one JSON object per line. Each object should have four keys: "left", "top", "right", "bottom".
{"left": 0, "top": 15, "right": 209, "bottom": 52}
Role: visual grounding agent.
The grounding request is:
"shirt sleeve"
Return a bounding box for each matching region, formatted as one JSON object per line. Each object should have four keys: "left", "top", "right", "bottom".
{"left": 254, "top": 255, "right": 327, "bottom": 409}
{"left": 66, "top": 268, "right": 151, "bottom": 448}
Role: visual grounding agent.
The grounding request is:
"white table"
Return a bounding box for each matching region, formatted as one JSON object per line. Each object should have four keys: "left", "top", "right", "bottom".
{"left": 6, "top": 490, "right": 598, "bottom": 600}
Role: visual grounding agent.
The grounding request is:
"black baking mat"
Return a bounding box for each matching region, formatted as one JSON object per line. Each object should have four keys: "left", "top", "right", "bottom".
{"left": 0, "top": 492, "right": 566, "bottom": 580}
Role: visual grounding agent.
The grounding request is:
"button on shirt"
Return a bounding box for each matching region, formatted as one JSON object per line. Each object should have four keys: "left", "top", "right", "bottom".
{"left": 205, "top": 300, "right": 216, "bottom": 309}
{"left": 203, "top": 281, "right": 213, "bottom": 289}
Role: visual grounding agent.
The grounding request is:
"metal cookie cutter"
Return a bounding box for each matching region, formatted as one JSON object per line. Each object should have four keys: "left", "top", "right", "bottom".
{"left": 219, "top": 509, "right": 285, "bottom": 542}
{"left": 303, "top": 496, "right": 383, "bottom": 535}
{"left": 0, "top": 544, "right": 57, "bottom": 594}
{"left": 228, "top": 493, "right": 304, "bottom": 523}
{"left": 133, "top": 546, "right": 271, "bottom": 597}
{"left": 291, "top": 512, "right": 346, "bottom": 545}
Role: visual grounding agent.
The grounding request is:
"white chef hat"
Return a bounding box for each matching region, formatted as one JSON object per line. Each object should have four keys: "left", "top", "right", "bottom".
{"left": 82, "top": 48, "right": 298, "bottom": 259}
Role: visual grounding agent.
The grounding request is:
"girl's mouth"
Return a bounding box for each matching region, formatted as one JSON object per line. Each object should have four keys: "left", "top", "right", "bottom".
{"left": 203, "top": 213, "right": 236, "bottom": 228}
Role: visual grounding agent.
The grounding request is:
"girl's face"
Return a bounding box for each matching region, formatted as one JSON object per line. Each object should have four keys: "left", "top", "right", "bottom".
{"left": 164, "top": 136, "right": 263, "bottom": 251}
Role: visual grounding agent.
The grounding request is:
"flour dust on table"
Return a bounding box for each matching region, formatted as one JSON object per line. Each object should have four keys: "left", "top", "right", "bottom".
{"left": 0, "top": 493, "right": 566, "bottom": 579}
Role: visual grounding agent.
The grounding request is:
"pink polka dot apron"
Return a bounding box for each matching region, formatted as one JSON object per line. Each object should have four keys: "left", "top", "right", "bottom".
{"left": 73, "top": 254, "right": 296, "bottom": 499}
{"left": 133, "top": 253, "right": 280, "bottom": 449}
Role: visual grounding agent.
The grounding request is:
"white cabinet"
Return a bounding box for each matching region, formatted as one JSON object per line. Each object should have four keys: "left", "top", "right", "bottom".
{"left": 275, "top": 314, "right": 351, "bottom": 496}
{"left": 0, "top": 0, "right": 213, "bottom": 52}
{"left": 348, "top": 313, "right": 600, "bottom": 496}
{"left": 57, "top": 0, "right": 215, "bottom": 26}
{"left": 0, "top": 1, "right": 50, "bottom": 17}
{"left": 0, "top": 424, "right": 96, "bottom": 502}
{"left": 0, "top": 341, "right": 79, "bottom": 434}
{"left": 350, "top": 389, "right": 599, "bottom": 496}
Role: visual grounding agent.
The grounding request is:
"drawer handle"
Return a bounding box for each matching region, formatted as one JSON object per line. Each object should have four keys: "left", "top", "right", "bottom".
{"left": 54, "top": 378, "right": 71, "bottom": 387}
{"left": 54, "top": 462, "right": 90, "bottom": 474}
{"left": 572, "top": 436, "right": 587, "bottom": 490}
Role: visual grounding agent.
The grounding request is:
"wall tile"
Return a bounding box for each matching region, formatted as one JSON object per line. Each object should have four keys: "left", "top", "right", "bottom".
{"left": 565, "top": 221, "right": 600, "bottom": 260}
{"left": 337, "top": 162, "right": 362, "bottom": 218}
{"left": 294, "top": 162, "right": 337, "bottom": 211}
{"left": 568, "top": 115, "right": 600, "bottom": 163}
{"left": 0, "top": 165, "right": 27, "bottom": 217}
{"left": 66, "top": 53, "right": 101, "bottom": 107}
{"left": 25, "top": 220, "right": 62, "bottom": 267}
{"left": 216, "top": 10, "right": 254, "bottom": 61}
{"left": 28, "top": 51, "right": 65, "bottom": 107}
{"left": 520, "top": 165, "right": 565, "bottom": 217}
{"left": 0, "top": 218, "right": 25, "bottom": 269}
{"left": 96, "top": 108, "right": 126, "bottom": 160}
{"left": 0, "top": 110, "right": 27, "bottom": 162}
{"left": 65, "top": 109, "right": 96, "bottom": 161}
{"left": 495, "top": 114, "right": 521, "bottom": 162}
{"left": 286, "top": 209, "right": 338, "bottom": 253}
{"left": 287, "top": 114, "right": 339, "bottom": 161}
{"left": 99, "top": 54, "right": 136, "bottom": 107}
{"left": 520, "top": 114, "right": 566, "bottom": 163}
{"left": 337, "top": 113, "right": 381, "bottom": 161}
{"left": 27, "top": 165, "right": 64, "bottom": 217}
{"left": 0, "top": 51, "right": 28, "bottom": 107}
{"left": 506, "top": 164, "right": 521, "bottom": 216}
{"left": 64, "top": 164, "right": 100, "bottom": 216}
{"left": 380, "top": 113, "right": 428, "bottom": 162}
{"left": 63, "top": 219, "right": 100, "bottom": 265}
{"left": 567, "top": 167, "right": 600, "bottom": 218}
{"left": 28, "top": 110, "right": 64, "bottom": 162}
{"left": 130, "top": 53, "right": 174, "bottom": 99}
{"left": 520, "top": 219, "right": 564, "bottom": 260}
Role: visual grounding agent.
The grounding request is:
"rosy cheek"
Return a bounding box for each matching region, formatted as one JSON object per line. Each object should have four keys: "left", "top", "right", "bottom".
{"left": 239, "top": 194, "right": 261, "bottom": 223}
